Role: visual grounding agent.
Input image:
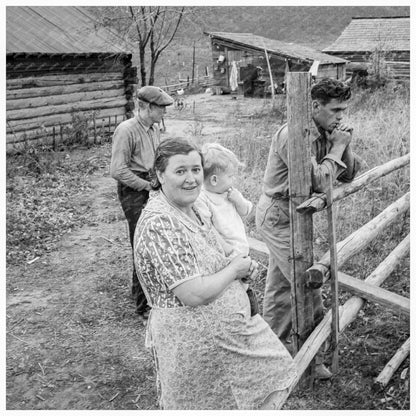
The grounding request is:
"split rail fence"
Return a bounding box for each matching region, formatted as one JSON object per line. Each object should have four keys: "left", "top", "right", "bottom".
{"left": 248, "top": 72, "right": 410, "bottom": 408}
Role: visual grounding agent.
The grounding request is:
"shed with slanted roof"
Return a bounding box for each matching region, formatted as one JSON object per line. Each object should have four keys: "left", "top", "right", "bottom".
{"left": 6, "top": 6, "right": 137, "bottom": 151}
{"left": 204, "top": 31, "right": 347, "bottom": 97}
{"left": 323, "top": 16, "right": 410, "bottom": 81}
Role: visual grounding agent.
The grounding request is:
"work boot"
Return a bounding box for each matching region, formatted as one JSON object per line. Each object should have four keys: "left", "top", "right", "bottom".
{"left": 314, "top": 363, "right": 333, "bottom": 380}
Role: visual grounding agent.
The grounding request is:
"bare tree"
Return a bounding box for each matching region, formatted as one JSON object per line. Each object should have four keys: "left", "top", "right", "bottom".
{"left": 90, "top": 6, "right": 187, "bottom": 86}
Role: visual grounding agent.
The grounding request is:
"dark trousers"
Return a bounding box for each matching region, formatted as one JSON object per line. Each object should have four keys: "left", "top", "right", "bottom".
{"left": 117, "top": 181, "right": 149, "bottom": 314}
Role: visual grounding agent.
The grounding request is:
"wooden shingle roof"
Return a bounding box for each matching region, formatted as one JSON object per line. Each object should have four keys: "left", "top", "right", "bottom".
{"left": 323, "top": 16, "right": 410, "bottom": 53}
{"left": 6, "top": 6, "right": 128, "bottom": 54}
{"left": 205, "top": 31, "right": 347, "bottom": 65}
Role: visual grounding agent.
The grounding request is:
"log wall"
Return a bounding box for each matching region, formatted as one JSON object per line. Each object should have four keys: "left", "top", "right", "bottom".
{"left": 6, "top": 53, "right": 137, "bottom": 152}
{"left": 328, "top": 51, "right": 410, "bottom": 80}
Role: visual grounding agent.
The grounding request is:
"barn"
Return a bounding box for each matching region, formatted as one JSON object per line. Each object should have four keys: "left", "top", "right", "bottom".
{"left": 323, "top": 16, "right": 410, "bottom": 81}
{"left": 204, "top": 31, "right": 347, "bottom": 97}
{"left": 6, "top": 6, "right": 137, "bottom": 152}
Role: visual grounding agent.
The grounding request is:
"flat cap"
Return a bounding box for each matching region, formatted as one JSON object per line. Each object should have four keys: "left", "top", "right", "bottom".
{"left": 137, "top": 86, "right": 174, "bottom": 106}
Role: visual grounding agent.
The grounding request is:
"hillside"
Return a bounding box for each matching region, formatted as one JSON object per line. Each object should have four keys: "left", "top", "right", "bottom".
{"left": 85, "top": 5, "right": 410, "bottom": 85}
{"left": 182, "top": 6, "right": 409, "bottom": 49}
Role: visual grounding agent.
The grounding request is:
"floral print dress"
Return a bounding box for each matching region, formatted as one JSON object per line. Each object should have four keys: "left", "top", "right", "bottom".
{"left": 134, "top": 191, "right": 296, "bottom": 410}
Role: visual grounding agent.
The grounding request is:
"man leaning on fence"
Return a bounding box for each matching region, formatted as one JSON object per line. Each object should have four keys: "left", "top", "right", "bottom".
{"left": 256, "top": 77, "right": 361, "bottom": 379}
{"left": 110, "top": 86, "right": 174, "bottom": 318}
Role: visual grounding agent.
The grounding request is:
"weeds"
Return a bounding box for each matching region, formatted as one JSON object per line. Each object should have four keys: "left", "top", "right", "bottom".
{"left": 6, "top": 146, "right": 109, "bottom": 265}
{"left": 63, "top": 110, "right": 100, "bottom": 147}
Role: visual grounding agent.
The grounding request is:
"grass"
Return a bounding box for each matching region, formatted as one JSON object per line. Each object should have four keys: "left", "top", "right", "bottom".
{"left": 6, "top": 83, "right": 410, "bottom": 410}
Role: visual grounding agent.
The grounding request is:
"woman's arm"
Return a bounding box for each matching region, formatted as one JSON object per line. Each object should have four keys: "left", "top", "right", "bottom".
{"left": 173, "top": 254, "right": 252, "bottom": 307}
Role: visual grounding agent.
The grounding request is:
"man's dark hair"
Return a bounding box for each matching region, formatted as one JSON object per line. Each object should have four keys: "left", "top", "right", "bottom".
{"left": 311, "top": 77, "right": 351, "bottom": 105}
{"left": 151, "top": 138, "right": 203, "bottom": 190}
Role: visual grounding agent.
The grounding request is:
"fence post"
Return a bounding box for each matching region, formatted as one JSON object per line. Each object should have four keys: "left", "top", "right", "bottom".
{"left": 286, "top": 72, "right": 315, "bottom": 380}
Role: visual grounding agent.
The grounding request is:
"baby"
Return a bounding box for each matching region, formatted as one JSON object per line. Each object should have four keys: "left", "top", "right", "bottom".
{"left": 195, "top": 143, "right": 259, "bottom": 314}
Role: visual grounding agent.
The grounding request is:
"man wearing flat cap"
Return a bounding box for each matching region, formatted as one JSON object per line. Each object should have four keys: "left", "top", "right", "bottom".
{"left": 111, "top": 86, "right": 174, "bottom": 318}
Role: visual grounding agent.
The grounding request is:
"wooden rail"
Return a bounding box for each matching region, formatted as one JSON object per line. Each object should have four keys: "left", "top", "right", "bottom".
{"left": 296, "top": 154, "right": 410, "bottom": 214}
{"left": 305, "top": 192, "right": 409, "bottom": 288}
{"left": 267, "top": 235, "right": 410, "bottom": 409}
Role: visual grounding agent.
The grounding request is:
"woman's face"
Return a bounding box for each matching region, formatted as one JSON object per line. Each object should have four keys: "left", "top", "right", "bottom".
{"left": 157, "top": 151, "right": 203, "bottom": 209}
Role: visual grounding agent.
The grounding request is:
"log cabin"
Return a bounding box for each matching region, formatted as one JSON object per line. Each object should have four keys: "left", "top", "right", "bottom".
{"left": 6, "top": 6, "right": 137, "bottom": 152}
{"left": 323, "top": 16, "right": 410, "bottom": 82}
{"left": 204, "top": 31, "right": 347, "bottom": 97}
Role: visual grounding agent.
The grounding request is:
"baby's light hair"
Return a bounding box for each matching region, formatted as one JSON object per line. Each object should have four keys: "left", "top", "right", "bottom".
{"left": 201, "top": 142, "right": 244, "bottom": 178}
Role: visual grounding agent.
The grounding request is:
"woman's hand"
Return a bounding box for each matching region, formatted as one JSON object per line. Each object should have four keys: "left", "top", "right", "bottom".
{"left": 247, "top": 259, "right": 259, "bottom": 280}
{"left": 229, "top": 255, "right": 258, "bottom": 281}
{"left": 173, "top": 255, "right": 259, "bottom": 307}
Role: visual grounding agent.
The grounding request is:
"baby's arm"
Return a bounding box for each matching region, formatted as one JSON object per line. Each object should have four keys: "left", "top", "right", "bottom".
{"left": 227, "top": 187, "right": 253, "bottom": 218}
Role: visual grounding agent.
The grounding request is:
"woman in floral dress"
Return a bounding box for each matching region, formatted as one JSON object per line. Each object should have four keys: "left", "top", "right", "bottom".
{"left": 134, "top": 138, "right": 296, "bottom": 409}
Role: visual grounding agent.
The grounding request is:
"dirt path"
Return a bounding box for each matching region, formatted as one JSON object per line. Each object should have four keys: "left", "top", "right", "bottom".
{"left": 6, "top": 170, "right": 160, "bottom": 409}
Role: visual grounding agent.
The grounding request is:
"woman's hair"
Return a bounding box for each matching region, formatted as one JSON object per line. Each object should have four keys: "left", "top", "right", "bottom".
{"left": 150, "top": 138, "right": 203, "bottom": 190}
{"left": 201, "top": 142, "right": 244, "bottom": 178}
{"left": 311, "top": 77, "right": 351, "bottom": 105}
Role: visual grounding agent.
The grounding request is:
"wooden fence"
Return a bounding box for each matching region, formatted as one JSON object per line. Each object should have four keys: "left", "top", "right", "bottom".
{"left": 160, "top": 75, "right": 217, "bottom": 95}
{"left": 248, "top": 72, "right": 410, "bottom": 408}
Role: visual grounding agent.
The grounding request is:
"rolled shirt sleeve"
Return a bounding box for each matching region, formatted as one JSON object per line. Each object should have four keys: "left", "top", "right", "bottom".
{"left": 275, "top": 125, "right": 360, "bottom": 194}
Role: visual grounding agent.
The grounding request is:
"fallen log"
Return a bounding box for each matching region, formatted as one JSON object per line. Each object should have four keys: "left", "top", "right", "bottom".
{"left": 305, "top": 192, "right": 410, "bottom": 288}
{"left": 297, "top": 154, "right": 410, "bottom": 214}
{"left": 270, "top": 234, "right": 410, "bottom": 409}
{"left": 374, "top": 338, "right": 410, "bottom": 391}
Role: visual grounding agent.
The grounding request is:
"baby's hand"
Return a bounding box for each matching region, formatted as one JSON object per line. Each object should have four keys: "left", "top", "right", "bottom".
{"left": 227, "top": 187, "right": 243, "bottom": 205}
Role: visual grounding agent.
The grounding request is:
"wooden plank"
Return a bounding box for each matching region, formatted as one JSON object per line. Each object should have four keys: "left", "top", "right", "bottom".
{"left": 297, "top": 154, "right": 410, "bottom": 214}
{"left": 286, "top": 72, "right": 315, "bottom": 356}
{"left": 269, "top": 234, "right": 410, "bottom": 409}
{"left": 305, "top": 192, "right": 410, "bottom": 288}
{"left": 374, "top": 338, "right": 410, "bottom": 390}
{"left": 338, "top": 272, "right": 410, "bottom": 316}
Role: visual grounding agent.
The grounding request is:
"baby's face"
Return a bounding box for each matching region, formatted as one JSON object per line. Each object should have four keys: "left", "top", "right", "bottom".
{"left": 215, "top": 168, "right": 236, "bottom": 193}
